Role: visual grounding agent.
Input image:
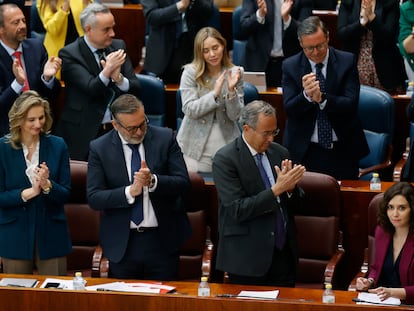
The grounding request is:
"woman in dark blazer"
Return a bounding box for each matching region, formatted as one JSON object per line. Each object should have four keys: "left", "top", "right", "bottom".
{"left": 356, "top": 182, "right": 414, "bottom": 304}
{"left": 337, "top": 0, "right": 406, "bottom": 93}
{"left": 0, "top": 91, "right": 71, "bottom": 275}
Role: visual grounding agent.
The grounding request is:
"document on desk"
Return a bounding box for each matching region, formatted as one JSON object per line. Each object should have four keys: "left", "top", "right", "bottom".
{"left": 237, "top": 290, "right": 279, "bottom": 300}
{"left": 357, "top": 292, "right": 401, "bottom": 306}
{"left": 0, "top": 277, "right": 38, "bottom": 288}
{"left": 86, "top": 282, "right": 176, "bottom": 294}
{"left": 40, "top": 278, "right": 75, "bottom": 289}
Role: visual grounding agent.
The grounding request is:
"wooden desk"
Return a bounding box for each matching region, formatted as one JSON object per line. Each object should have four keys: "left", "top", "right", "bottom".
{"left": 2, "top": 274, "right": 410, "bottom": 311}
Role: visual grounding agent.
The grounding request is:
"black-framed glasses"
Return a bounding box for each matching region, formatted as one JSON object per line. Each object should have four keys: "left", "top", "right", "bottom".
{"left": 255, "top": 128, "right": 280, "bottom": 137}
{"left": 116, "top": 115, "right": 149, "bottom": 134}
{"left": 302, "top": 41, "right": 328, "bottom": 53}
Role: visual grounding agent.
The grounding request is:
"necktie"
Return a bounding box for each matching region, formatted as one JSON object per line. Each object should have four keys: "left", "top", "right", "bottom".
{"left": 13, "top": 51, "right": 29, "bottom": 92}
{"left": 255, "top": 153, "right": 286, "bottom": 250}
{"left": 315, "top": 63, "right": 333, "bottom": 149}
{"left": 96, "top": 49, "right": 106, "bottom": 69}
{"left": 127, "top": 144, "right": 144, "bottom": 225}
{"left": 272, "top": 0, "right": 282, "bottom": 54}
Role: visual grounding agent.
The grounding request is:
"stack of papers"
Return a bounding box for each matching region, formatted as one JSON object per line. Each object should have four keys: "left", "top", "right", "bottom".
{"left": 357, "top": 292, "right": 401, "bottom": 306}
{"left": 237, "top": 290, "right": 279, "bottom": 300}
{"left": 0, "top": 278, "right": 38, "bottom": 288}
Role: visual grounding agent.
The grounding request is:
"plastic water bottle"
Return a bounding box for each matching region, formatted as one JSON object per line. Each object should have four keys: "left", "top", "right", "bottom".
{"left": 336, "top": 0, "right": 341, "bottom": 12}
{"left": 322, "top": 283, "right": 335, "bottom": 303}
{"left": 407, "top": 81, "right": 414, "bottom": 97}
{"left": 370, "top": 173, "right": 381, "bottom": 191}
{"left": 73, "top": 271, "right": 86, "bottom": 290}
{"left": 197, "top": 276, "right": 210, "bottom": 297}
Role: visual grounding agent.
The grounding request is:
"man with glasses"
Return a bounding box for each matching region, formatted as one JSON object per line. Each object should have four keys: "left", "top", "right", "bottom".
{"left": 87, "top": 94, "right": 191, "bottom": 280}
{"left": 212, "top": 100, "right": 305, "bottom": 286}
{"left": 282, "top": 16, "right": 368, "bottom": 180}
{"left": 55, "top": 3, "right": 140, "bottom": 161}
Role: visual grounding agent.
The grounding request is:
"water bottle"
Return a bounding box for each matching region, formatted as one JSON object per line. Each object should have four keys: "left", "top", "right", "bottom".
{"left": 322, "top": 283, "right": 335, "bottom": 303}
{"left": 335, "top": 0, "right": 341, "bottom": 12}
{"left": 370, "top": 173, "right": 381, "bottom": 191}
{"left": 73, "top": 271, "right": 86, "bottom": 290}
{"left": 407, "top": 81, "right": 414, "bottom": 97}
{"left": 197, "top": 276, "right": 210, "bottom": 297}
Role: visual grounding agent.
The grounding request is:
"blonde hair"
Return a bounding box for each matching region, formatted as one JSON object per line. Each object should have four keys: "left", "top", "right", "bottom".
{"left": 6, "top": 91, "right": 53, "bottom": 149}
{"left": 191, "top": 27, "right": 233, "bottom": 88}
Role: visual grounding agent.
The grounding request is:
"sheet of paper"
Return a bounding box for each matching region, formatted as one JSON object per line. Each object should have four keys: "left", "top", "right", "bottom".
{"left": 86, "top": 282, "right": 160, "bottom": 293}
{"left": 237, "top": 290, "right": 279, "bottom": 300}
{"left": 40, "top": 278, "right": 75, "bottom": 289}
{"left": 357, "top": 292, "right": 401, "bottom": 306}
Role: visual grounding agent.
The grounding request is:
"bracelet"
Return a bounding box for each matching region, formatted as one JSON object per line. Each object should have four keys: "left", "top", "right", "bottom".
{"left": 367, "top": 278, "right": 374, "bottom": 286}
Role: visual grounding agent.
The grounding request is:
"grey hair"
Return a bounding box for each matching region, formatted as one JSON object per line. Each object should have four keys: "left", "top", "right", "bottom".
{"left": 110, "top": 94, "right": 144, "bottom": 119}
{"left": 297, "top": 16, "right": 329, "bottom": 43}
{"left": 239, "top": 100, "right": 275, "bottom": 129}
{"left": 80, "top": 2, "right": 110, "bottom": 31}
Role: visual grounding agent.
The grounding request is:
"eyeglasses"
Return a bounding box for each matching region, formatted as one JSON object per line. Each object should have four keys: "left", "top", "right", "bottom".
{"left": 116, "top": 115, "right": 149, "bottom": 134}
{"left": 254, "top": 128, "right": 280, "bottom": 137}
{"left": 302, "top": 41, "right": 328, "bottom": 53}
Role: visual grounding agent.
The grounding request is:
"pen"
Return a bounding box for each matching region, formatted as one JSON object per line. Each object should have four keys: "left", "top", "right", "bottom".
{"left": 6, "top": 284, "right": 25, "bottom": 287}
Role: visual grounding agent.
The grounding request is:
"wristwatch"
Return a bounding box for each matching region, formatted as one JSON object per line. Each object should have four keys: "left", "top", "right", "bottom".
{"left": 149, "top": 174, "right": 156, "bottom": 188}
{"left": 111, "top": 73, "right": 124, "bottom": 84}
{"left": 42, "top": 180, "right": 52, "bottom": 194}
{"left": 320, "top": 92, "right": 327, "bottom": 102}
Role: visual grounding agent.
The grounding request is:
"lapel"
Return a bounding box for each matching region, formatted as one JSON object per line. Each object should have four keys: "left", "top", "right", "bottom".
{"left": 400, "top": 234, "right": 414, "bottom": 285}
{"left": 110, "top": 131, "right": 131, "bottom": 185}
{"left": 142, "top": 126, "right": 154, "bottom": 172}
{"left": 0, "top": 44, "right": 13, "bottom": 69}
{"left": 78, "top": 37, "right": 102, "bottom": 75}
{"left": 326, "top": 48, "right": 339, "bottom": 93}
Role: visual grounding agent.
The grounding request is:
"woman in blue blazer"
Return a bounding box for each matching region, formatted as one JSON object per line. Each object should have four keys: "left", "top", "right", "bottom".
{"left": 0, "top": 91, "right": 71, "bottom": 275}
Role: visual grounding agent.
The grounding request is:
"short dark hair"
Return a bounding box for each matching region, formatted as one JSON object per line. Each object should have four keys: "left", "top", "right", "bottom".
{"left": 110, "top": 94, "right": 144, "bottom": 119}
{"left": 297, "top": 16, "right": 329, "bottom": 43}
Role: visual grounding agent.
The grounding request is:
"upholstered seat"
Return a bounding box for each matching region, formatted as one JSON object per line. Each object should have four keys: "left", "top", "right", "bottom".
{"left": 232, "top": 5, "right": 246, "bottom": 66}
{"left": 393, "top": 122, "right": 414, "bottom": 181}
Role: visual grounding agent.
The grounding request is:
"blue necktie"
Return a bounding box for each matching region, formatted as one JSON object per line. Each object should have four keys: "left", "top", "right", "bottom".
{"left": 127, "top": 144, "right": 143, "bottom": 225}
{"left": 255, "top": 153, "right": 286, "bottom": 250}
{"left": 315, "top": 63, "right": 333, "bottom": 149}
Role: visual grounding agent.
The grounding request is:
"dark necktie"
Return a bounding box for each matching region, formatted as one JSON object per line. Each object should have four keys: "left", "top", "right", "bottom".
{"left": 96, "top": 49, "right": 106, "bottom": 69}
{"left": 127, "top": 144, "right": 143, "bottom": 225}
{"left": 315, "top": 63, "right": 333, "bottom": 149}
{"left": 255, "top": 153, "right": 286, "bottom": 250}
{"left": 13, "top": 51, "right": 30, "bottom": 92}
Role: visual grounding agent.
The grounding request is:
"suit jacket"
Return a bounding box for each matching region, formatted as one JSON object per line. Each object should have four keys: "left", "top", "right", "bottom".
{"left": 87, "top": 126, "right": 191, "bottom": 263}
{"left": 212, "top": 136, "right": 304, "bottom": 277}
{"left": 0, "top": 135, "right": 71, "bottom": 260}
{"left": 239, "top": 0, "right": 301, "bottom": 71}
{"left": 141, "top": 0, "right": 214, "bottom": 76}
{"left": 399, "top": 0, "right": 414, "bottom": 72}
{"left": 282, "top": 47, "right": 369, "bottom": 164}
{"left": 56, "top": 37, "right": 141, "bottom": 160}
{"left": 337, "top": 0, "right": 406, "bottom": 90}
{"left": 404, "top": 97, "right": 414, "bottom": 181}
{"left": 369, "top": 226, "right": 414, "bottom": 304}
{"left": 0, "top": 38, "right": 61, "bottom": 136}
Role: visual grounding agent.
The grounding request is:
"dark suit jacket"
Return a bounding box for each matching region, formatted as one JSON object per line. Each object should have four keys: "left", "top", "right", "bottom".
{"left": 56, "top": 37, "right": 140, "bottom": 161}
{"left": 282, "top": 47, "right": 369, "bottom": 164}
{"left": 141, "top": 0, "right": 214, "bottom": 76}
{"left": 369, "top": 226, "right": 414, "bottom": 304}
{"left": 0, "top": 135, "right": 71, "bottom": 260}
{"left": 404, "top": 97, "right": 414, "bottom": 181}
{"left": 239, "top": 0, "right": 301, "bottom": 71}
{"left": 212, "top": 136, "right": 303, "bottom": 277}
{"left": 87, "top": 126, "right": 191, "bottom": 263}
{"left": 337, "top": 0, "right": 406, "bottom": 90}
{"left": 0, "top": 39, "right": 60, "bottom": 136}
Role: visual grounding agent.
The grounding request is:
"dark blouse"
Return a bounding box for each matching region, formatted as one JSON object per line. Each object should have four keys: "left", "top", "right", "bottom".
{"left": 379, "top": 239, "right": 402, "bottom": 288}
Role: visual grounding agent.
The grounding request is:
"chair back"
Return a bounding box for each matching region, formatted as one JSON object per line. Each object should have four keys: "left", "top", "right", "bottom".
{"left": 243, "top": 81, "right": 259, "bottom": 104}
{"left": 136, "top": 74, "right": 167, "bottom": 127}
{"left": 206, "top": 5, "right": 221, "bottom": 31}
{"left": 358, "top": 85, "right": 395, "bottom": 179}
{"left": 178, "top": 172, "right": 213, "bottom": 280}
{"left": 367, "top": 193, "right": 382, "bottom": 265}
{"left": 65, "top": 160, "right": 101, "bottom": 277}
{"left": 296, "top": 171, "right": 344, "bottom": 288}
{"left": 30, "top": 1, "right": 45, "bottom": 40}
{"left": 232, "top": 6, "right": 246, "bottom": 66}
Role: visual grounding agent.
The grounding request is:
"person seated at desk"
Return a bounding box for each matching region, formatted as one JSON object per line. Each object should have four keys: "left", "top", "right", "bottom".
{"left": 0, "top": 91, "right": 71, "bottom": 275}
{"left": 356, "top": 182, "right": 414, "bottom": 305}
{"left": 177, "top": 26, "right": 244, "bottom": 174}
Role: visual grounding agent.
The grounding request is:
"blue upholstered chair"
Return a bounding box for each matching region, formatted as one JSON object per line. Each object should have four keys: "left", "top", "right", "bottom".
{"left": 30, "top": 0, "right": 45, "bottom": 40}
{"left": 135, "top": 74, "right": 167, "bottom": 127}
{"left": 232, "top": 6, "right": 246, "bottom": 66}
{"left": 207, "top": 5, "right": 221, "bottom": 31}
{"left": 357, "top": 85, "right": 395, "bottom": 180}
{"left": 393, "top": 122, "right": 414, "bottom": 181}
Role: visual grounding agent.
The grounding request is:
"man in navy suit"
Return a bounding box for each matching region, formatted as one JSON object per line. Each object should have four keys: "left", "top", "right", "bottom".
{"left": 87, "top": 94, "right": 191, "bottom": 280}
{"left": 0, "top": 3, "right": 61, "bottom": 136}
{"left": 282, "top": 16, "right": 369, "bottom": 180}
{"left": 56, "top": 3, "right": 140, "bottom": 161}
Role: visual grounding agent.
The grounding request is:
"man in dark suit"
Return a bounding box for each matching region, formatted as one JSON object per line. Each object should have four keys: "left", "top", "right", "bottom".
{"left": 212, "top": 100, "right": 305, "bottom": 286}
{"left": 141, "top": 0, "right": 214, "bottom": 84}
{"left": 0, "top": 3, "right": 61, "bottom": 136}
{"left": 239, "top": 0, "right": 302, "bottom": 87}
{"left": 282, "top": 16, "right": 369, "bottom": 180}
{"left": 87, "top": 94, "right": 191, "bottom": 280}
{"left": 56, "top": 3, "right": 140, "bottom": 161}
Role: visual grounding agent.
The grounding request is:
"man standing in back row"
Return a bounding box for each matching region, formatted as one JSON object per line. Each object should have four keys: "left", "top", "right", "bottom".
{"left": 282, "top": 16, "right": 368, "bottom": 180}
{"left": 56, "top": 3, "right": 140, "bottom": 161}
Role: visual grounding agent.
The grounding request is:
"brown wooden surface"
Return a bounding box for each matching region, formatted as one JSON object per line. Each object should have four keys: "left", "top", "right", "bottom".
{"left": 2, "top": 273, "right": 412, "bottom": 311}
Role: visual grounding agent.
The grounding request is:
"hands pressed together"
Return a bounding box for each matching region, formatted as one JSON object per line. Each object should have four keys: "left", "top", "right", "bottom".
{"left": 129, "top": 160, "right": 153, "bottom": 197}
{"left": 213, "top": 67, "right": 242, "bottom": 99}
{"left": 302, "top": 72, "right": 323, "bottom": 103}
{"left": 101, "top": 49, "right": 127, "bottom": 83}
{"left": 272, "top": 159, "right": 306, "bottom": 197}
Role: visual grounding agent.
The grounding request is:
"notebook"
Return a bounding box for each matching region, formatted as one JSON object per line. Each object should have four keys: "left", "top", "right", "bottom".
{"left": 0, "top": 277, "right": 38, "bottom": 288}
{"left": 243, "top": 71, "right": 267, "bottom": 92}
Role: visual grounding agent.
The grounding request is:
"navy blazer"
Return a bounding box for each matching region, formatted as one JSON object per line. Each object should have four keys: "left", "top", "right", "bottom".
{"left": 0, "top": 135, "right": 71, "bottom": 260}
{"left": 369, "top": 226, "right": 414, "bottom": 304}
{"left": 0, "top": 39, "right": 61, "bottom": 136}
{"left": 282, "top": 47, "right": 369, "bottom": 164}
{"left": 212, "top": 136, "right": 304, "bottom": 277}
{"left": 239, "top": 0, "right": 301, "bottom": 71}
{"left": 56, "top": 37, "right": 141, "bottom": 161}
{"left": 87, "top": 126, "right": 191, "bottom": 263}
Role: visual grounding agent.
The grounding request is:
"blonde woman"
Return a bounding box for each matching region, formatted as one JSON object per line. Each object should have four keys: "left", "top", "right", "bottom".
{"left": 177, "top": 27, "right": 244, "bottom": 173}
